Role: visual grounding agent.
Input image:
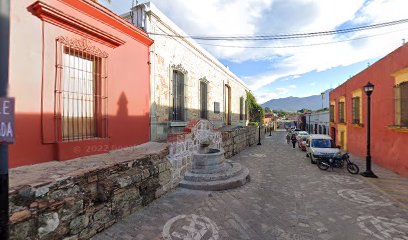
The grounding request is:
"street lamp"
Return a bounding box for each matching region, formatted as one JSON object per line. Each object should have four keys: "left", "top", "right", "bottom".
{"left": 361, "top": 82, "right": 378, "bottom": 178}
{"left": 258, "top": 109, "right": 262, "bottom": 145}
{"left": 321, "top": 92, "right": 325, "bottom": 109}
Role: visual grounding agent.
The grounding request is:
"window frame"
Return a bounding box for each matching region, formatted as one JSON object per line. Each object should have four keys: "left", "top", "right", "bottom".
{"left": 338, "top": 101, "right": 345, "bottom": 123}
{"left": 395, "top": 82, "right": 408, "bottom": 127}
{"left": 239, "top": 97, "right": 244, "bottom": 121}
{"left": 172, "top": 70, "right": 185, "bottom": 122}
{"left": 329, "top": 104, "right": 335, "bottom": 122}
{"left": 55, "top": 36, "right": 108, "bottom": 142}
{"left": 200, "top": 80, "right": 208, "bottom": 119}
{"left": 351, "top": 96, "right": 361, "bottom": 124}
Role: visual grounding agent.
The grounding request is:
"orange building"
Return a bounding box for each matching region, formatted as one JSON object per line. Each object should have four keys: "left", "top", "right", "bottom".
{"left": 330, "top": 44, "right": 408, "bottom": 177}
{"left": 8, "top": 0, "right": 153, "bottom": 167}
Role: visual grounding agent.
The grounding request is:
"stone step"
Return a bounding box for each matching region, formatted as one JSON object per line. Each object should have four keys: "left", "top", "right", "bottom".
{"left": 184, "top": 162, "right": 242, "bottom": 182}
{"left": 179, "top": 166, "right": 250, "bottom": 191}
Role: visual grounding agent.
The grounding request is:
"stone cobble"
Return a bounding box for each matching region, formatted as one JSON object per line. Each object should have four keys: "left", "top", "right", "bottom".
{"left": 93, "top": 132, "right": 408, "bottom": 240}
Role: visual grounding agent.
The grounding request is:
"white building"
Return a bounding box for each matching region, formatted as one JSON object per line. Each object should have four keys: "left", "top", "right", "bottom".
{"left": 305, "top": 111, "right": 330, "bottom": 135}
{"left": 122, "top": 2, "right": 250, "bottom": 141}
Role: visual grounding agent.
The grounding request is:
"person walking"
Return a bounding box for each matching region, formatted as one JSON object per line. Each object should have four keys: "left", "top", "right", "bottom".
{"left": 286, "top": 132, "right": 291, "bottom": 144}
{"left": 291, "top": 133, "right": 297, "bottom": 148}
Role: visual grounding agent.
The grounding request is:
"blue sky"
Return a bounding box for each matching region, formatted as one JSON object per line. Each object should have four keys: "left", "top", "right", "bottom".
{"left": 103, "top": 0, "right": 408, "bottom": 103}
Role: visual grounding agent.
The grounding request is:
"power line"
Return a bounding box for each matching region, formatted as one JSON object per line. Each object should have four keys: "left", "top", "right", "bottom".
{"left": 195, "top": 28, "right": 408, "bottom": 49}
{"left": 148, "top": 18, "right": 408, "bottom": 41}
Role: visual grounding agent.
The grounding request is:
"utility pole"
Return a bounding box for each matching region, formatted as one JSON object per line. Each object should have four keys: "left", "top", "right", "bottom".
{"left": 0, "top": 0, "right": 10, "bottom": 239}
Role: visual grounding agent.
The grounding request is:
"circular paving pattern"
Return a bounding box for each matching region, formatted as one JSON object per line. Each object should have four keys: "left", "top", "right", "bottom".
{"left": 322, "top": 175, "right": 364, "bottom": 185}
{"left": 249, "top": 153, "right": 267, "bottom": 158}
{"left": 357, "top": 215, "right": 408, "bottom": 240}
{"left": 337, "top": 189, "right": 393, "bottom": 206}
{"left": 163, "top": 214, "right": 220, "bottom": 240}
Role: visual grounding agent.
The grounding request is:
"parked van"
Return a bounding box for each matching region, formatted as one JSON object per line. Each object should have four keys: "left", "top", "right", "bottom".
{"left": 305, "top": 134, "right": 341, "bottom": 164}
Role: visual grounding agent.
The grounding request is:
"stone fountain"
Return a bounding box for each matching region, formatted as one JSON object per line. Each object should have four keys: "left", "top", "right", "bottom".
{"left": 179, "top": 137, "right": 250, "bottom": 191}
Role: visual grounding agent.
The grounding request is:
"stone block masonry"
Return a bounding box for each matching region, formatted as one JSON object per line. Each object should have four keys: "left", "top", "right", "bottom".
{"left": 222, "top": 126, "right": 265, "bottom": 159}
{"left": 167, "top": 119, "right": 223, "bottom": 189}
{"left": 167, "top": 119, "right": 265, "bottom": 188}
{"left": 8, "top": 142, "right": 172, "bottom": 240}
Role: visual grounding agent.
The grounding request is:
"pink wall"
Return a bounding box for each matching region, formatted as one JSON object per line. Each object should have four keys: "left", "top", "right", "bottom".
{"left": 330, "top": 44, "right": 408, "bottom": 177}
{"left": 9, "top": 0, "right": 153, "bottom": 168}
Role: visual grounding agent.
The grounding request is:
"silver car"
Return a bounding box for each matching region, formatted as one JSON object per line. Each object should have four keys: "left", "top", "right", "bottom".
{"left": 305, "top": 134, "right": 340, "bottom": 164}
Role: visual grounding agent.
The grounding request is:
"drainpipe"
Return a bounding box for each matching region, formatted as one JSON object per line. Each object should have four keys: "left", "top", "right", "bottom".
{"left": 0, "top": 0, "right": 10, "bottom": 238}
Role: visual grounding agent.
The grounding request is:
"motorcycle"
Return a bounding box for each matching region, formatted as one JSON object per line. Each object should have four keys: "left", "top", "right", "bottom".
{"left": 317, "top": 152, "right": 359, "bottom": 174}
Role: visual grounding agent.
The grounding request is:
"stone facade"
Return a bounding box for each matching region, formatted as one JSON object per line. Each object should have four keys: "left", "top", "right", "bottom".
{"left": 166, "top": 119, "right": 265, "bottom": 188}
{"left": 167, "top": 119, "right": 223, "bottom": 188}
{"left": 123, "top": 3, "right": 250, "bottom": 141}
{"left": 8, "top": 143, "right": 171, "bottom": 240}
{"left": 222, "top": 126, "right": 266, "bottom": 159}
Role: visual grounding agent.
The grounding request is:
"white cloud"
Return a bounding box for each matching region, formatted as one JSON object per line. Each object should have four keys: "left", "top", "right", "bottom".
{"left": 289, "top": 84, "right": 296, "bottom": 89}
{"left": 256, "top": 87, "right": 291, "bottom": 103}
{"left": 121, "top": 0, "right": 408, "bottom": 100}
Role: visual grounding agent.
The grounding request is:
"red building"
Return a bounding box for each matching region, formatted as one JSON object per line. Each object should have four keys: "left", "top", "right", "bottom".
{"left": 8, "top": 0, "right": 153, "bottom": 168}
{"left": 330, "top": 44, "right": 408, "bottom": 177}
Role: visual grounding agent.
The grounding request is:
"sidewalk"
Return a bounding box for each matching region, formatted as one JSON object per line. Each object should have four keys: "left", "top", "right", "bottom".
{"left": 349, "top": 153, "right": 408, "bottom": 209}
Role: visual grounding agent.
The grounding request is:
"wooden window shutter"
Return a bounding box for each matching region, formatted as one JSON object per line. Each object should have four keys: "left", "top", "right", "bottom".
{"left": 395, "top": 85, "right": 401, "bottom": 126}
{"left": 400, "top": 82, "right": 408, "bottom": 126}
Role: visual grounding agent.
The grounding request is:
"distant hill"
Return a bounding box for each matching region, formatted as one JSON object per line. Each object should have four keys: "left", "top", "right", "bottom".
{"left": 261, "top": 89, "right": 332, "bottom": 112}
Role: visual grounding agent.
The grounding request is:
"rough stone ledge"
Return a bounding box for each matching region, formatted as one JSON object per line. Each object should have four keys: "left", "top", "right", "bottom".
{"left": 10, "top": 142, "right": 168, "bottom": 191}
{"left": 9, "top": 142, "right": 172, "bottom": 240}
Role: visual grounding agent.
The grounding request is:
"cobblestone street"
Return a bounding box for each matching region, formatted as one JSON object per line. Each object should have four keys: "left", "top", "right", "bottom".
{"left": 93, "top": 131, "right": 408, "bottom": 240}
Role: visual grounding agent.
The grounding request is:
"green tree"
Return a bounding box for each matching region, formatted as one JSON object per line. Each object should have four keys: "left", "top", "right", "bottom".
{"left": 247, "top": 91, "right": 264, "bottom": 123}
{"left": 264, "top": 107, "right": 272, "bottom": 113}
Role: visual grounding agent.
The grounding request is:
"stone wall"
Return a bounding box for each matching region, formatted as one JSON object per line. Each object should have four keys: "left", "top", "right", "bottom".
{"left": 166, "top": 120, "right": 264, "bottom": 187}
{"left": 8, "top": 143, "right": 171, "bottom": 240}
{"left": 167, "top": 119, "right": 222, "bottom": 188}
{"left": 222, "top": 126, "right": 266, "bottom": 159}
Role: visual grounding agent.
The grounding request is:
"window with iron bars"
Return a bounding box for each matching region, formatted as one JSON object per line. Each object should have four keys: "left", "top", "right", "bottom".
{"left": 172, "top": 70, "right": 185, "bottom": 121}
{"left": 200, "top": 81, "right": 208, "bottom": 119}
{"left": 55, "top": 37, "right": 108, "bottom": 141}
{"left": 239, "top": 97, "right": 244, "bottom": 121}
{"left": 244, "top": 99, "right": 248, "bottom": 120}
{"left": 338, "top": 102, "right": 345, "bottom": 123}
{"left": 329, "top": 105, "right": 335, "bottom": 122}
{"left": 395, "top": 82, "right": 408, "bottom": 127}
{"left": 352, "top": 97, "right": 361, "bottom": 124}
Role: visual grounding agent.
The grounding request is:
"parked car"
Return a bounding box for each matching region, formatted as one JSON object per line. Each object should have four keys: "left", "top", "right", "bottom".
{"left": 305, "top": 134, "right": 341, "bottom": 164}
{"left": 296, "top": 131, "right": 308, "bottom": 141}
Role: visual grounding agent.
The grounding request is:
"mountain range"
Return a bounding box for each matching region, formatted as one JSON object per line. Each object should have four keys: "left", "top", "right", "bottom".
{"left": 261, "top": 89, "right": 332, "bottom": 112}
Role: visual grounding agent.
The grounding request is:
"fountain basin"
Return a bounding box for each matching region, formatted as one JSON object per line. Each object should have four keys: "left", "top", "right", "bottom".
{"left": 192, "top": 149, "right": 226, "bottom": 174}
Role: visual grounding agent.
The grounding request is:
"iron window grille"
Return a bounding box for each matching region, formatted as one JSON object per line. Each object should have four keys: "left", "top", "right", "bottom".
{"left": 329, "top": 105, "right": 335, "bottom": 122}
{"left": 395, "top": 82, "right": 408, "bottom": 127}
{"left": 55, "top": 36, "right": 108, "bottom": 141}
{"left": 200, "top": 81, "right": 208, "bottom": 119}
{"left": 338, "top": 102, "right": 345, "bottom": 123}
{"left": 351, "top": 97, "right": 361, "bottom": 124}
{"left": 239, "top": 97, "right": 244, "bottom": 121}
{"left": 244, "top": 99, "right": 248, "bottom": 120}
{"left": 172, "top": 70, "right": 184, "bottom": 121}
